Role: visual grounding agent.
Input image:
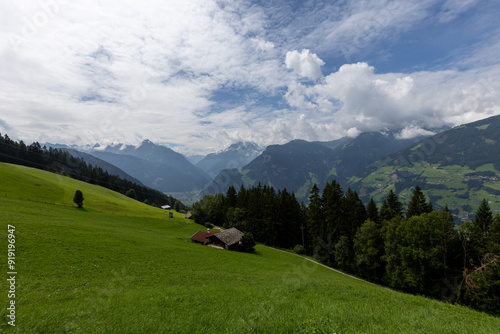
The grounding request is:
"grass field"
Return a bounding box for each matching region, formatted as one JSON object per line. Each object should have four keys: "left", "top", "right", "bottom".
{"left": 1, "top": 163, "right": 500, "bottom": 333}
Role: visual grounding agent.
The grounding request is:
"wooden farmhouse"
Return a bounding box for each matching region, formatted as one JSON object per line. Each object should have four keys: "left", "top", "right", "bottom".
{"left": 190, "top": 229, "right": 217, "bottom": 245}
{"left": 207, "top": 227, "right": 244, "bottom": 250}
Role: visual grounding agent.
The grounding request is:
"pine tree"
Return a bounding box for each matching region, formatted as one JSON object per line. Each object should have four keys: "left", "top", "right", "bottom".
{"left": 239, "top": 232, "right": 256, "bottom": 253}
{"left": 226, "top": 186, "right": 237, "bottom": 208}
{"left": 406, "top": 186, "right": 432, "bottom": 218}
{"left": 366, "top": 198, "right": 380, "bottom": 225}
{"left": 308, "top": 184, "right": 324, "bottom": 255}
{"left": 474, "top": 198, "right": 493, "bottom": 236}
{"left": 386, "top": 189, "right": 404, "bottom": 217}
{"left": 322, "top": 181, "right": 344, "bottom": 241}
{"left": 380, "top": 190, "right": 404, "bottom": 221}
{"left": 342, "top": 188, "right": 367, "bottom": 239}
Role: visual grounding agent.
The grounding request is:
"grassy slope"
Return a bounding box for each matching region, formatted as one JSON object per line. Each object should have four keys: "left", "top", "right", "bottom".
{"left": 1, "top": 163, "right": 499, "bottom": 333}
{"left": 357, "top": 161, "right": 500, "bottom": 221}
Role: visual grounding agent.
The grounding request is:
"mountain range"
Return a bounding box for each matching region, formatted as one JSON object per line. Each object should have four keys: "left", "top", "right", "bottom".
{"left": 350, "top": 115, "right": 500, "bottom": 221}
{"left": 203, "top": 132, "right": 424, "bottom": 199}
{"left": 46, "top": 115, "right": 500, "bottom": 222}
{"left": 202, "top": 115, "right": 500, "bottom": 222}
{"left": 87, "top": 140, "right": 210, "bottom": 193}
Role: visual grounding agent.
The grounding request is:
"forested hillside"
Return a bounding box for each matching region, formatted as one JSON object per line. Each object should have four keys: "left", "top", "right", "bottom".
{"left": 352, "top": 114, "right": 500, "bottom": 221}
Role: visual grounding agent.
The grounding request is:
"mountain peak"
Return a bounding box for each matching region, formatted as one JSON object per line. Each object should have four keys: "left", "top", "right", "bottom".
{"left": 226, "top": 141, "right": 261, "bottom": 152}
{"left": 196, "top": 141, "right": 264, "bottom": 178}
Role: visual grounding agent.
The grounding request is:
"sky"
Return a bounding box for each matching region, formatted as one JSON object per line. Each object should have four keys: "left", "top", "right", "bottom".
{"left": 1, "top": 0, "right": 500, "bottom": 155}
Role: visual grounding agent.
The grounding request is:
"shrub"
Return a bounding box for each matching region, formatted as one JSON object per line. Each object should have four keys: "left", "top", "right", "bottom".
{"left": 73, "top": 190, "right": 84, "bottom": 208}
{"left": 239, "top": 233, "right": 256, "bottom": 253}
{"left": 293, "top": 244, "right": 306, "bottom": 255}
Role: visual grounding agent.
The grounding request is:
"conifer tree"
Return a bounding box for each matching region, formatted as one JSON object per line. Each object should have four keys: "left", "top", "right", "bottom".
{"left": 406, "top": 186, "right": 432, "bottom": 218}
{"left": 366, "top": 198, "right": 380, "bottom": 225}
{"left": 308, "top": 184, "right": 324, "bottom": 254}
{"left": 342, "top": 188, "right": 367, "bottom": 239}
{"left": 322, "top": 181, "right": 344, "bottom": 241}
{"left": 474, "top": 198, "right": 493, "bottom": 236}
{"left": 386, "top": 189, "right": 404, "bottom": 217}
{"left": 380, "top": 190, "right": 404, "bottom": 221}
{"left": 226, "top": 186, "right": 237, "bottom": 208}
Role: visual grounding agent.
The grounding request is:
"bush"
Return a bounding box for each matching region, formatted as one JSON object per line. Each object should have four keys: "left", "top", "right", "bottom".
{"left": 125, "top": 189, "right": 137, "bottom": 200}
{"left": 293, "top": 244, "right": 306, "bottom": 255}
{"left": 239, "top": 233, "right": 256, "bottom": 253}
{"left": 73, "top": 190, "right": 84, "bottom": 208}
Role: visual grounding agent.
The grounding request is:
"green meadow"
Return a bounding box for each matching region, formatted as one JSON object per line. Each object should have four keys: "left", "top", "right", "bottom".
{"left": 1, "top": 163, "right": 499, "bottom": 333}
{"left": 358, "top": 161, "right": 500, "bottom": 220}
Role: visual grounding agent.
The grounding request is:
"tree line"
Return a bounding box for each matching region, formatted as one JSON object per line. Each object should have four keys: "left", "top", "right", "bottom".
{"left": 193, "top": 182, "right": 500, "bottom": 315}
{"left": 0, "top": 134, "right": 185, "bottom": 209}
{"left": 192, "top": 184, "right": 306, "bottom": 250}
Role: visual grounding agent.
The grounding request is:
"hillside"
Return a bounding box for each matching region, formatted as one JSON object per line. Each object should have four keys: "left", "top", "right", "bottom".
{"left": 1, "top": 162, "right": 499, "bottom": 333}
{"left": 351, "top": 114, "right": 500, "bottom": 221}
{"left": 57, "top": 148, "right": 145, "bottom": 186}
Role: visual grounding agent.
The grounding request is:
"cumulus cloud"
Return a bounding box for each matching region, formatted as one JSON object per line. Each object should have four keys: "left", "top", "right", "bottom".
{"left": 346, "top": 127, "right": 361, "bottom": 138}
{"left": 0, "top": 0, "right": 289, "bottom": 152}
{"left": 0, "top": 0, "right": 499, "bottom": 155}
{"left": 285, "top": 49, "right": 325, "bottom": 80}
{"left": 284, "top": 61, "right": 500, "bottom": 138}
{"left": 395, "top": 126, "right": 436, "bottom": 139}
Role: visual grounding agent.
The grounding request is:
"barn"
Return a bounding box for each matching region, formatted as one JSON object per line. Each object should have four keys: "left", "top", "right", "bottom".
{"left": 190, "top": 229, "right": 217, "bottom": 245}
{"left": 207, "top": 227, "right": 244, "bottom": 250}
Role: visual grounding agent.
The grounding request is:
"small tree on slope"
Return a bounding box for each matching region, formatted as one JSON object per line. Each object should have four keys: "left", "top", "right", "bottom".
{"left": 73, "top": 190, "right": 84, "bottom": 208}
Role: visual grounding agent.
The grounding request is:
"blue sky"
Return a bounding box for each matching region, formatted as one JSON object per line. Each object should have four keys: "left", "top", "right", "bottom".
{"left": 1, "top": 0, "right": 499, "bottom": 154}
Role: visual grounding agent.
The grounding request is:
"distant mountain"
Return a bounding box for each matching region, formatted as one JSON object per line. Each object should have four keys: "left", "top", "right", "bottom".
{"left": 61, "top": 148, "right": 145, "bottom": 186}
{"left": 203, "top": 133, "right": 423, "bottom": 200}
{"left": 196, "top": 142, "right": 263, "bottom": 178}
{"left": 186, "top": 155, "right": 205, "bottom": 165}
{"left": 89, "top": 140, "right": 210, "bottom": 192}
{"left": 350, "top": 114, "right": 500, "bottom": 221}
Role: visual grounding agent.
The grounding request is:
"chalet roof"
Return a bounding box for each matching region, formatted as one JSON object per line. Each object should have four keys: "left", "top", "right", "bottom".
{"left": 209, "top": 227, "right": 243, "bottom": 247}
{"left": 161, "top": 205, "right": 171, "bottom": 209}
{"left": 185, "top": 213, "right": 193, "bottom": 219}
{"left": 190, "top": 230, "right": 217, "bottom": 243}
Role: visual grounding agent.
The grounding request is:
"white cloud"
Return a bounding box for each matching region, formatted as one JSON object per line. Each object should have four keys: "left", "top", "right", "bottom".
{"left": 395, "top": 126, "right": 436, "bottom": 139}
{"left": 284, "top": 61, "right": 500, "bottom": 138}
{"left": 251, "top": 37, "right": 275, "bottom": 52}
{"left": 285, "top": 49, "right": 325, "bottom": 80}
{"left": 0, "top": 0, "right": 289, "bottom": 152}
{"left": 0, "top": 0, "right": 499, "bottom": 155}
{"left": 346, "top": 127, "right": 361, "bottom": 138}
